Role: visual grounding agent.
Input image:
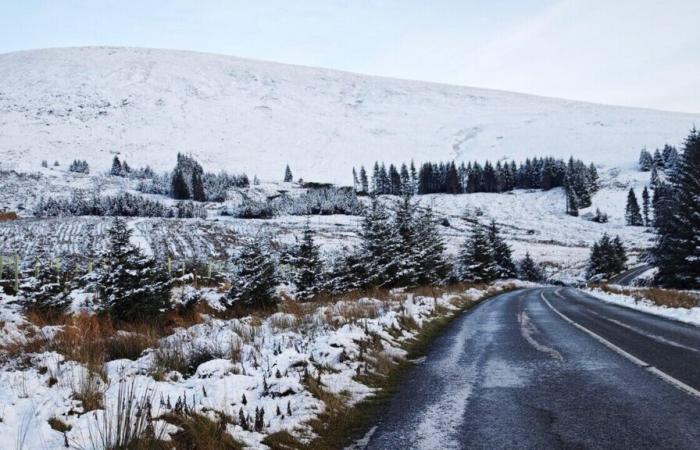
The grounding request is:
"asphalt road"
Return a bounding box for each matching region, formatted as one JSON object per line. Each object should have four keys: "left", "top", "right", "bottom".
{"left": 362, "top": 287, "right": 700, "bottom": 450}
{"left": 608, "top": 265, "right": 653, "bottom": 286}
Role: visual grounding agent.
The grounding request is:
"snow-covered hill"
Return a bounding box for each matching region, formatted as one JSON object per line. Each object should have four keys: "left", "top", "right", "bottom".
{"left": 0, "top": 47, "right": 698, "bottom": 183}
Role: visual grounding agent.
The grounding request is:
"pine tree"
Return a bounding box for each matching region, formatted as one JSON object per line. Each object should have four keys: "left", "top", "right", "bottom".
{"left": 290, "top": 221, "right": 322, "bottom": 300}
{"left": 519, "top": 252, "right": 542, "bottom": 282}
{"left": 171, "top": 169, "right": 190, "bottom": 200}
{"left": 228, "top": 237, "right": 278, "bottom": 309}
{"left": 412, "top": 206, "right": 450, "bottom": 285}
{"left": 650, "top": 164, "right": 660, "bottom": 188}
{"left": 565, "top": 180, "right": 579, "bottom": 217}
{"left": 587, "top": 234, "right": 627, "bottom": 279}
{"left": 92, "top": 217, "right": 171, "bottom": 322}
{"left": 625, "top": 189, "right": 643, "bottom": 226}
{"left": 284, "top": 165, "right": 293, "bottom": 183}
{"left": 191, "top": 171, "right": 206, "bottom": 202}
{"left": 357, "top": 198, "right": 402, "bottom": 287}
{"left": 655, "top": 128, "right": 700, "bottom": 288}
{"left": 110, "top": 156, "right": 124, "bottom": 177}
{"left": 20, "top": 258, "right": 71, "bottom": 317}
{"left": 359, "top": 166, "right": 369, "bottom": 194}
{"left": 393, "top": 195, "right": 420, "bottom": 286}
{"left": 641, "top": 186, "right": 650, "bottom": 227}
{"left": 487, "top": 220, "right": 516, "bottom": 278}
{"left": 458, "top": 223, "right": 497, "bottom": 283}
{"left": 638, "top": 148, "right": 653, "bottom": 171}
{"left": 653, "top": 149, "right": 665, "bottom": 169}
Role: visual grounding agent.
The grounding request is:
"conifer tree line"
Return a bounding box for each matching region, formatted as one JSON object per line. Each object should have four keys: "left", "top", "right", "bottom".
{"left": 34, "top": 191, "right": 207, "bottom": 219}
{"left": 68, "top": 159, "right": 90, "bottom": 174}
{"left": 17, "top": 198, "right": 546, "bottom": 319}
{"left": 102, "top": 154, "right": 250, "bottom": 202}
{"left": 353, "top": 156, "right": 598, "bottom": 200}
{"left": 653, "top": 128, "right": 700, "bottom": 288}
{"left": 638, "top": 145, "right": 679, "bottom": 172}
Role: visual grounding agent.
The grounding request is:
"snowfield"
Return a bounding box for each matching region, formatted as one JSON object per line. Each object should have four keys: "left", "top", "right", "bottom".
{"left": 0, "top": 281, "right": 526, "bottom": 449}
{"left": 0, "top": 47, "right": 698, "bottom": 184}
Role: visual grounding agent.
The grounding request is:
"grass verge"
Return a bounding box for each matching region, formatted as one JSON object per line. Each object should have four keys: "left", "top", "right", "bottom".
{"left": 264, "top": 283, "right": 521, "bottom": 450}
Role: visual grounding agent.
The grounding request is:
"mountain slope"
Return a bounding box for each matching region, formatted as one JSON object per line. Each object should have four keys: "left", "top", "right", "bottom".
{"left": 0, "top": 47, "right": 697, "bottom": 183}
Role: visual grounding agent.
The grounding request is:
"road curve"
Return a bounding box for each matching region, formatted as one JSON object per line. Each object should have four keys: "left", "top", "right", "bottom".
{"left": 608, "top": 265, "right": 653, "bottom": 286}
{"left": 362, "top": 287, "right": 700, "bottom": 449}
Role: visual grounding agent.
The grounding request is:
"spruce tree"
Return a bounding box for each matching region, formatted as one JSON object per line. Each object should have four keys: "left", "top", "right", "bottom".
{"left": 641, "top": 186, "right": 650, "bottom": 227}
{"left": 393, "top": 195, "right": 421, "bottom": 286}
{"left": 284, "top": 165, "right": 293, "bottom": 183}
{"left": 357, "top": 198, "right": 402, "bottom": 287}
{"left": 21, "top": 258, "right": 71, "bottom": 317}
{"left": 625, "top": 189, "right": 643, "bottom": 226}
{"left": 653, "top": 149, "right": 665, "bottom": 169}
{"left": 487, "top": 220, "right": 516, "bottom": 278}
{"left": 228, "top": 238, "right": 278, "bottom": 309}
{"left": 110, "top": 156, "right": 124, "bottom": 177}
{"left": 639, "top": 148, "right": 653, "bottom": 171}
{"left": 171, "top": 169, "right": 190, "bottom": 200}
{"left": 650, "top": 164, "right": 660, "bottom": 188}
{"left": 290, "top": 221, "right": 322, "bottom": 300}
{"left": 519, "top": 252, "right": 542, "bottom": 282}
{"left": 191, "top": 171, "right": 206, "bottom": 202}
{"left": 359, "top": 166, "right": 369, "bottom": 194}
{"left": 412, "top": 206, "right": 450, "bottom": 285}
{"left": 458, "top": 223, "right": 497, "bottom": 283}
{"left": 587, "top": 234, "right": 627, "bottom": 279}
{"left": 655, "top": 128, "right": 700, "bottom": 288}
{"left": 93, "top": 217, "right": 171, "bottom": 322}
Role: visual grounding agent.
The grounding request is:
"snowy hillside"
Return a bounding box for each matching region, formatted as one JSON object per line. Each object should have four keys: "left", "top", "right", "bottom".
{"left": 0, "top": 47, "right": 698, "bottom": 183}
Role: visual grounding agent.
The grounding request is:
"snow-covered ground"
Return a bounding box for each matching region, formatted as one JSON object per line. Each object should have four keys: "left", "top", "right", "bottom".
{"left": 0, "top": 47, "right": 698, "bottom": 184}
{"left": 0, "top": 163, "right": 653, "bottom": 283}
{"left": 585, "top": 288, "right": 700, "bottom": 327}
{"left": 0, "top": 281, "right": 526, "bottom": 449}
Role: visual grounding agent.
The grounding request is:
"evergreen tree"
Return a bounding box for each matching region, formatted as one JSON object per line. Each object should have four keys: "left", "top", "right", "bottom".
{"left": 641, "top": 186, "right": 650, "bottom": 227}
{"left": 412, "top": 206, "right": 450, "bottom": 285}
{"left": 519, "top": 252, "right": 543, "bottom": 282}
{"left": 655, "top": 128, "right": 700, "bottom": 288}
{"left": 191, "top": 171, "right": 206, "bottom": 202}
{"left": 93, "top": 217, "right": 171, "bottom": 322}
{"left": 625, "top": 189, "right": 643, "bottom": 226}
{"left": 592, "top": 208, "right": 609, "bottom": 223}
{"left": 110, "top": 156, "right": 124, "bottom": 177}
{"left": 20, "top": 258, "right": 71, "bottom": 317}
{"left": 565, "top": 175, "right": 579, "bottom": 217}
{"left": 357, "top": 198, "right": 402, "bottom": 287}
{"left": 284, "top": 165, "right": 294, "bottom": 183}
{"left": 352, "top": 168, "right": 359, "bottom": 192}
{"left": 359, "top": 166, "right": 369, "bottom": 194}
{"left": 290, "top": 221, "right": 322, "bottom": 300}
{"left": 653, "top": 149, "right": 665, "bottom": 169}
{"left": 587, "top": 234, "right": 627, "bottom": 279}
{"left": 228, "top": 237, "right": 278, "bottom": 309}
{"left": 171, "top": 169, "right": 190, "bottom": 200}
{"left": 458, "top": 223, "right": 498, "bottom": 283}
{"left": 393, "top": 195, "right": 421, "bottom": 286}
{"left": 650, "top": 164, "right": 660, "bottom": 188}
{"left": 638, "top": 148, "right": 653, "bottom": 171}
{"left": 487, "top": 220, "right": 516, "bottom": 278}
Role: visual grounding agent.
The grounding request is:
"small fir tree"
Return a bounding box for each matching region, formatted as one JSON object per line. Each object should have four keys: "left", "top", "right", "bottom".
{"left": 93, "top": 217, "right": 171, "bottom": 322}
{"left": 284, "top": 165, "right": 293, "bottom": 182}
{"left": 290, "top": 221, "right": 322, "bottom": 300}
{"left": 458, "top": 223, "right": 498, "bottom": 283}
{"left": 228, "top": 238, "right": 278, "bottom": 310}
{"left": 519, "top": 252, "right": 543, "bottom": 282}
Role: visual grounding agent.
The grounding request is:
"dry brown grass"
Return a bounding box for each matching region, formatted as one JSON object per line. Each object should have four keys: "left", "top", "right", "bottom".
{"left": 598, "top": 284, "right": 700, "bottom": 309}
{"left": 0, "top": 211, "right": 18, "bottom": 222}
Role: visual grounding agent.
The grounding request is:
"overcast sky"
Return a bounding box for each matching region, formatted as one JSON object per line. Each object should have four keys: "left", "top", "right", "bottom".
{"left": 1, "top": 0, "right": 698, "bottom": 113}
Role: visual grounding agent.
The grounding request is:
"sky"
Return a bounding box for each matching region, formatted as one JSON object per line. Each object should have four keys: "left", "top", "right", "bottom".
{"left": 1, "top": 0, "right": 698, "bottom": 113}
